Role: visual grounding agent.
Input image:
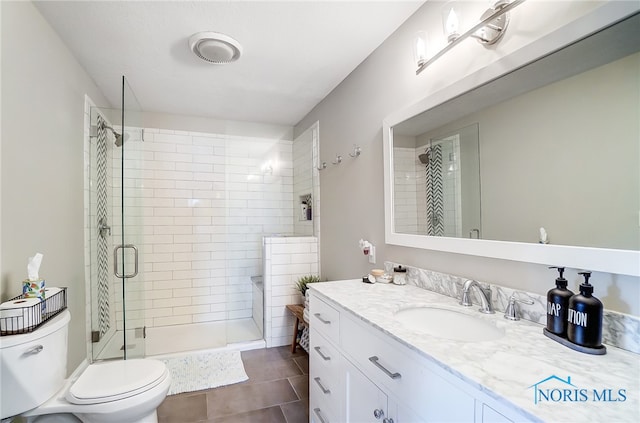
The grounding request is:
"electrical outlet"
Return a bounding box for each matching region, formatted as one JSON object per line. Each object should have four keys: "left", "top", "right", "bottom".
{"left": 368, "top": 246, "right": 376, "bottom": 264}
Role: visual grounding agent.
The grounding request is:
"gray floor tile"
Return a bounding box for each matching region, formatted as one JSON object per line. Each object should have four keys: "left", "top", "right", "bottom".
{"left": 157, "top": 347, "right": 308, "bottom": 423}
{"left": 206, "top": 378, "right": 299, "bottom": 418}
{"left": 157, "top": 391, "right": 207, "bottom": 423}
{"left": 244, "top": 358, "right": 303, "bottom": 384}
{"left": 293, "top": 355, "right": 309, "bottom": 374}
{"left": 209, "top": 406, "right": 287, "bottom": 423}
{"left": 241, "top": 345, "right": 306, "bottom": 363}
{"left": 281, "top": 400, "right": 309, "bottom": 423}
{"left": 288, "top": 374, "right": 309, "bottom": 400}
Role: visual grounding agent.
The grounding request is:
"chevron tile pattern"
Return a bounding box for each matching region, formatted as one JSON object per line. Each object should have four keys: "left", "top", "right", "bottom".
{"left": 96, "top": 115, "right": 111, "bottom": 337}
{"left": 425, "top": 144, "right": 444, "bottom": 237}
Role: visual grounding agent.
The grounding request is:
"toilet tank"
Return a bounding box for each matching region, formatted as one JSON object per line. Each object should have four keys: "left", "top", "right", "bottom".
{"left": 0, "top": 309, "right": 70, "bottom": 419}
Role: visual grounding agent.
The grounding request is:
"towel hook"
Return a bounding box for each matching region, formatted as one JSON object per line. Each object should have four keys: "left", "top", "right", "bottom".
{"left": 316, "top": 161, "right": 327, "bottom": 171}
{"left": 332, "top": 154, "right": 342, "bottom": 165}
{"left": 349, "top": 145, "right": 361, "bottom": 158}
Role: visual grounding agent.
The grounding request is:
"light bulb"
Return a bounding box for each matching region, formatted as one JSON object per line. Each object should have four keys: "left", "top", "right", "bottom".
{"left": 442, "top": 3, "right": 461, "bottom": 43}
{"left": 446, "top": 9, "right": 458, "bottom": 33}
{"left": 413, "top": 31, "right": 428, "bottom": 67}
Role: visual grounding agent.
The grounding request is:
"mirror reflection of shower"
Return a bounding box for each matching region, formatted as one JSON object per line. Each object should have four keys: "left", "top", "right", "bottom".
{"left": 418, "top": 149, "right": 430, "bottom": 165}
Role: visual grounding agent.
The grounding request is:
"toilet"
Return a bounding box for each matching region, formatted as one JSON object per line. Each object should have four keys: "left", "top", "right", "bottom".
{"left": 0, "top": 310, "right": 171, "bottom": 423}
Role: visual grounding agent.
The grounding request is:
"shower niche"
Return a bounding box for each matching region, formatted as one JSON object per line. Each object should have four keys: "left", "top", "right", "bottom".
{"left": 299, "top": 194, "right": 312, "bottom": 221}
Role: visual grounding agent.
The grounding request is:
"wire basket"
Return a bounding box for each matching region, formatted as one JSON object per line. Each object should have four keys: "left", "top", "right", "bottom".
{"left": 0, "top": 287, "right": 67, "bottom": 336}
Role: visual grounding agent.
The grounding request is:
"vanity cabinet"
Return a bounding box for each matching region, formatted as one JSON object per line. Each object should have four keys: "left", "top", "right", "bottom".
{"left": 309, "top": 290, "right": 527, "bottom": 423}
{"left": 344, "top": 358, "right": 423, "bottom": 423}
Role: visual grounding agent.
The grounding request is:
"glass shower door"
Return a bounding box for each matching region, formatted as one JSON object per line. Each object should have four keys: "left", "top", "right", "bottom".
{"left": 117, "top": 76, "right": 146, "bottom": 359}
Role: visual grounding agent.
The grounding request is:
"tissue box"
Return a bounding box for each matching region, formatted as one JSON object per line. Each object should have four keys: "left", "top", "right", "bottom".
{"left": 23, "top": 279, "right": 46, "bottom": 300}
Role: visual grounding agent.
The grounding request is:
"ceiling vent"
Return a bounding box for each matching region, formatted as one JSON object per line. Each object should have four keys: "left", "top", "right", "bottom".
{"left": 189, "top": 32, "right": 242, "bottom": 64}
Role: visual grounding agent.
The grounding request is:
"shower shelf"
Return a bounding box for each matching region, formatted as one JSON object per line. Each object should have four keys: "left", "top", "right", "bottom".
{"left": 0, "top": 287, "right": 67, "bottom": 336}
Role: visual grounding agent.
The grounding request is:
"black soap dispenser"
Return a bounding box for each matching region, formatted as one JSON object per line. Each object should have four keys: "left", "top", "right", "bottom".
{"left": 546, "top": 267, "right": 573, "bottom": 338}
{"left": 567, "top": 271, "right": 603, "bottom": 348}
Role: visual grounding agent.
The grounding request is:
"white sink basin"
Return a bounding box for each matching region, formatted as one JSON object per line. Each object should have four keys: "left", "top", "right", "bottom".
{"left": 394, "top": 306, "right": 505, "bottom": 342}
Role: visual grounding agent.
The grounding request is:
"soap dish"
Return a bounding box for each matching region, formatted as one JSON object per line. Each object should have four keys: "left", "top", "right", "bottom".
{"left": 543, "top": 328, "right": 607, "bottom": 355}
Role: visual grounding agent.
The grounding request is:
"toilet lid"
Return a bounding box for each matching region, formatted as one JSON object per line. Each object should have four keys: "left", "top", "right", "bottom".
{"left": 66, "top": 359, "right": 168, "bottom": 405}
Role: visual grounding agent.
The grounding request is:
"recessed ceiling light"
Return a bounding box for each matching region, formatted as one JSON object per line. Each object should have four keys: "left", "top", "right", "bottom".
{"left": 189, "top": 31, "right": 242, "bottom": 64}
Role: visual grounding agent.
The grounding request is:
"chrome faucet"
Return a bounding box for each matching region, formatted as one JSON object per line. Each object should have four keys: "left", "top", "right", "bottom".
{"left": 460, "top": 280, "right": 495, "bottom": 314}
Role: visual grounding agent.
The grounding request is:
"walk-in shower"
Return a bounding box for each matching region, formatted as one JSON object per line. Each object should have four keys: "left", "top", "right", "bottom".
{"left": 85, "top": 78, "right": 318, "bottom": 361}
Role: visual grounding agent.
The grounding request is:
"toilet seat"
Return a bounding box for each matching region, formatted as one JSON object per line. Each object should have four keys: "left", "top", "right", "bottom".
{"left": 66, "top": 359, "right": 168, "bottom": 405}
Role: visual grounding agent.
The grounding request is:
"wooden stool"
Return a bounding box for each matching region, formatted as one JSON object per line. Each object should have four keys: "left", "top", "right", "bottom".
{"left": 286, "top": 304, "right": 309, "bottom": 353}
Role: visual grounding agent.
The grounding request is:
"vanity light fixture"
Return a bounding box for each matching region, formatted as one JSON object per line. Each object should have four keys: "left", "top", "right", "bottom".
{"left": 416, "top": 0, "right": 526, "bottom": 75}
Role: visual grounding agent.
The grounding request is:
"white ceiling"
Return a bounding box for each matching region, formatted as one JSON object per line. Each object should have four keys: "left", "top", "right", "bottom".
{"left": 35, "top": 1, "right": 423, "bottom": 126}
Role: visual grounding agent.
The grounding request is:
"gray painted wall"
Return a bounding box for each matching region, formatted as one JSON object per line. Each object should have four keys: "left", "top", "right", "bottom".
{"left": 294, "top": 0, "right": 640, "bottom": 316}
{"left": 1, "top": 1, "right": 110, "bottom": 372}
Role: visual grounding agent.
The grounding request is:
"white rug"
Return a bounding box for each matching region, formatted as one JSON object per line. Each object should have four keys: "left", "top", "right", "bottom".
{"left": 160, "top": 350, "right": 248, "bottom": 395}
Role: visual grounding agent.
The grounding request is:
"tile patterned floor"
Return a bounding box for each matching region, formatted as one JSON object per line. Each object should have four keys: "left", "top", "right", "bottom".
{"left": 158, "top": 346, "right": 309, "bottom": 423}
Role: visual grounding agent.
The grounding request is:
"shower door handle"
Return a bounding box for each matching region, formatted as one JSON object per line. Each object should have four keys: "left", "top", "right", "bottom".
{"left": 114, "top": 244, "right": 139, "bottom": 279}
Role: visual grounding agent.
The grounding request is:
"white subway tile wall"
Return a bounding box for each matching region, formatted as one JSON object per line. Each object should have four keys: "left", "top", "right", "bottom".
{"left": 107, "top": 129, "right": 296, "bottom": 330}
{"left": 263, "top": 236, "right": 318, "bottom": 347}
{"left": 393, "top": 147, "right": 419, "bottom": 234}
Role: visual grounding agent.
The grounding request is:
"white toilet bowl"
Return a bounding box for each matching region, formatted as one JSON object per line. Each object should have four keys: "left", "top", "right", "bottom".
{"left": 1, "top": 310, "right": 171, "bottom": 423}
{"left": 25, "top": 359, "right": 171, "bottom": 423}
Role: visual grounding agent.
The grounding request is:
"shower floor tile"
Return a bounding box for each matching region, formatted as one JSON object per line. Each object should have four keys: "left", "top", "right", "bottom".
{"left": 157, "top": 345, "right": 309, "bottom": 423}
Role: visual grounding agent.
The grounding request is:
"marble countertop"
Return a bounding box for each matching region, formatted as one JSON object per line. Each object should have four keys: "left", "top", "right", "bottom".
{"left": 310, "top": 280, "right": 640, "bottom": 422}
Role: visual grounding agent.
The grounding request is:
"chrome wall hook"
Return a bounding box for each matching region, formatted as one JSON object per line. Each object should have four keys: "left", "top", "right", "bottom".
{"left": 349, "top": 145, "right": 361, "bottom": 158}
{"left": 316, "top": 161, "right": 327, "bottom": 171}
{"left": 332, "top": 154, "right": 342, "bottom": 165}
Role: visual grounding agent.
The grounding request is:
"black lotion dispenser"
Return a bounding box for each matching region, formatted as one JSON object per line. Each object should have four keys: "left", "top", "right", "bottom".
{"left": 546, "top": 266, "right": 573, "bottom": 337}
{"left": 567, "top": 271, "right": 603, "bottom": 348}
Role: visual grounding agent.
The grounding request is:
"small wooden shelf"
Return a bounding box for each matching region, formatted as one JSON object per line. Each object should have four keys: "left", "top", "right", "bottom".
{"left": 286, "top": 304, "right": 308, "bottom": 353}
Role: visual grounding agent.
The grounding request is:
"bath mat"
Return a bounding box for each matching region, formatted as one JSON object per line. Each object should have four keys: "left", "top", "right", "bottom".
{"left": 160, "top": 350, "right": 248, "bottom": 395}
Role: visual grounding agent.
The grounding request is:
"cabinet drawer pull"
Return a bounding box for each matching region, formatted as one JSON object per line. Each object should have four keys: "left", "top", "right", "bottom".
{"left": 23, "top": 345, "right": 44, "bottom": 356}
{"left": 314, "top": 313, "right": 331, "bottom": 324}
{"left": 314, "top": 377, "right": 331, "bottom": 394}
{"left": 314, "top": 346, "right": 331, "bottom": 361}
{"left": 313, "top": 407, "right": 329, "bottom": 423}
{"left": 369, "top": 356, "right": 401, "bottom": 380}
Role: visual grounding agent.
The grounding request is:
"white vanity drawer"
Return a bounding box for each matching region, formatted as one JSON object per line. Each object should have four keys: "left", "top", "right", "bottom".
{"left": 310, "top": 400, "right": 339, "bottom": 423}
{"left": 310, "top": 328, "right": 342, "bottom": 378}
{"left": 341, "top": 312, "right": 476, "bottom": 422}
{"left": 310, "top": 328, "right": 343, "bottom": 417}
{"left": 310, "top": 371, "right": 343, "bottom": 420}
{"left": 310, "top": 377, "right": 341, "bottom": 423}
{"left": 310, "top": 293, "right": 340, "bottom": 344}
